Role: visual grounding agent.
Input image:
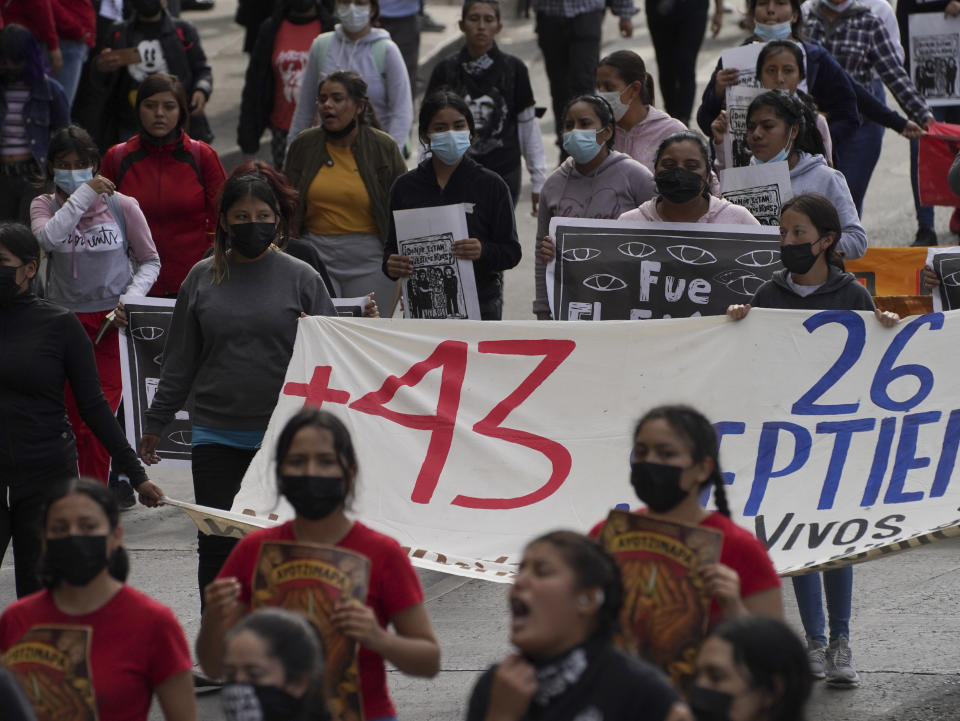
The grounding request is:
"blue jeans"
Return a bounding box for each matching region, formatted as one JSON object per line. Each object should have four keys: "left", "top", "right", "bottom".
{"left": 911, "top": 105, "right": 960, "bottom": 228}
{"left": 791, "top": 566, "right": 853, "bottom": 645}
{"left": 834, "top": 78, "right": 886, "bottom": 216}
{"left": 53, "top": 40, "right": 89, "bottom": 108}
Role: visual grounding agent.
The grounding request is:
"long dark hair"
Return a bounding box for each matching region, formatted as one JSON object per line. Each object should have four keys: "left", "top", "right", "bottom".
{"left": 229, "top": 161, "right": 299, "bottom": 239}
{"left": 634, "top": 405, "right": 731, "bottom": 517}
{"left": 779, "top": 192, "right": 845, "bottom": 271}
{"left": 275, "top": 409, "right": 359, "bottom": 505}
{"left": 746, "top": 0, "right": 803, "bottom": 39}
{"left": 212, "top": 173, "right": 282, "bottom": 283}
{"left": 136, "top": 73, "right": 191, "bottom": 135}
{"left": 0, "top": 24, "right": 47, "bottom": 88}
{"left": 40, "top": 477, "right": 130, "bottom": 588}
{"left": 653, "top": 132, "right": 712, "bottom": 199}
{"left": 526, "top": 531, "right": 623, "bottom": 641}
{"left": 319, "top": 70, "right": 381, "bottom": 129}
{"left": 418, "top": 90, "right": 475, "bottom": 146}
{"left": 599, "top": 50, "right": 655, "bottom": 107}
{"left": 227, "top": 609, "right": 331, "bottom": 721}
{"left": 710, "top": 616, "right": 811, "bottom": 721}
{"left": 747, "top": 90, "right": 825, "bottom": 158}
{"left": 562, "top": 94, "right": 617, "bottom": 151}
{"left": 0, "top": 222, "right": 40, "bottom": 265}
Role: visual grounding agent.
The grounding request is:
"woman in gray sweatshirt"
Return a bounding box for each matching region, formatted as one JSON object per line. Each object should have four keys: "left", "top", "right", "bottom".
{"left": 140, "top": 172, "right": 336, "bottom": 606}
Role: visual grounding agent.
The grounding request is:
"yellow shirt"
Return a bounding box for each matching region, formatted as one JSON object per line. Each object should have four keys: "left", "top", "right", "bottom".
{"left": 304, "top": 144, "right": 378, "bottom": 236}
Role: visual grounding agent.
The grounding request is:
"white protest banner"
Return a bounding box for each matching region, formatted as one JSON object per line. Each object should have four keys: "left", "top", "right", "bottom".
{"left": 545, "top": 220, "right": 781, "bottom": 320}
{"left": 394, "top": 204, "right": 481, "bottom": 319}
{"left": 926, "top": 247, "right": 960, "bottom": 311}
{"left": 909, "top": 14, "right": 960, "bottom": 107}
{"left": 724, "top": 86, "right": 765, "bottom": 169}
{"left": 720, "top": 42, "right": 766, "bottom": 87}
{"left": 118, "top": 295, "right": 190, "bottom": 466}
{"left": 230, "top": 312, "right": 960, "bottom": 582}
{"left": 720, "top": 161, "right": 793, "bottom": 225}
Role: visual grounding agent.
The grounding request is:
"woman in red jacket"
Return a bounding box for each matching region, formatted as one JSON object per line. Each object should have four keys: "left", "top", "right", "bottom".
{"left": 102, "top": 73, "right": 226, "bottom": 298}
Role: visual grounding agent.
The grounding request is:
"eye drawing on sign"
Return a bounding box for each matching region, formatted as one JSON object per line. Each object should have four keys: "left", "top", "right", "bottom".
{"left": 666, "top": 245, "right": 718, "bottom": 265}
{"left": 562, "top": 247, "right": 601, "bottom": 262}
{"left": 618, "top": 241, "right": 656, "bottom": 259}
{"left": 583, "top": 273, "right": 628, "bottom": 291}
{"left": 131, "top": 326, "right": 164, "bottom": 341}
{"left": 714, "top": 268, "right": 765, "bottom": 296}
{"left": 735, "top": 248, "right": 781, "bottom": 267}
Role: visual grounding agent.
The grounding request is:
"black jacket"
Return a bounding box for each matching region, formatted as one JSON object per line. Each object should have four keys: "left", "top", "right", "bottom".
{"left": 751, "top": 266, "right": 876, "bottom": 311}
{"left": 102, "top": 11, "right": 213, "bottom": 143}
{"left": 0, "top": 293, "right": 147, "bottom": 489}
{"left": 237, "top": 9, "right": 335, "bottom": 154}
{"left": 383, "top": 157, "right": 522, "bottom": 313}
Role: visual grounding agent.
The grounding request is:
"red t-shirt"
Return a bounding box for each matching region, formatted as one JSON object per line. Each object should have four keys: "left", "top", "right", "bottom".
{"left": 590, "top": 511, "right": 781, "bottom": 626}
{"left": 269, "top": 19, "right": 323, "bottom": 131}
{"left": 218, "top": 520, "right": 424, "bottom": 719}
{"left": 0, "top": 586, "right": 192, "bottom": 721}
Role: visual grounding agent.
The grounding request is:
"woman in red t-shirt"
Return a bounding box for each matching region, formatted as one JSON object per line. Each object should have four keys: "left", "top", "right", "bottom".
{"left": 0, "top": 477, "right": 195, "bottom": 721}
{"left": 591, "top": 404, "right": 783, "bottom": 626}
{"left": 197, "top": 408, "right": 441, "bottom": 721}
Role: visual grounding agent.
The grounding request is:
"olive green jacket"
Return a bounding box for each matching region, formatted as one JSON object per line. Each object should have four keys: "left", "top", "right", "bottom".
{"left": 285, "top": 124, "right": 407, "bottom": 242}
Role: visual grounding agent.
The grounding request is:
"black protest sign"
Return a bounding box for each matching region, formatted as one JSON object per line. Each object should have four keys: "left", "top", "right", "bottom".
{"left": 549, "top": 219, "right": 782, "bottom": 320}
{"left": 119, "top": 296, "right": 192, "bottom": 464}
{"left": 932, "top": 249, "right": 960, "bottom": 310}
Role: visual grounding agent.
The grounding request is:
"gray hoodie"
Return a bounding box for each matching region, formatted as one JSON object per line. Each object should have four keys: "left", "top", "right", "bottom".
{"left": 752, "top": 266, "right": 875, "bottom": 311}
{"left": 790, "top": 152, "right": 867, "bottom": 260}
{"left": 287, "top": 26, "right": 413, "bottom": 149}
{"left": 533, "top": 150, "right": 655, "bottom": 315}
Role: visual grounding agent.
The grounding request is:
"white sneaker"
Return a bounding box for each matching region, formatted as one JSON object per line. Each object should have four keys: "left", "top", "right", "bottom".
{"left": 826, "top": 637, "right": 861, "bottom": 688}
{"left": 807, "top": 637, "right": 827, "bottom": 680}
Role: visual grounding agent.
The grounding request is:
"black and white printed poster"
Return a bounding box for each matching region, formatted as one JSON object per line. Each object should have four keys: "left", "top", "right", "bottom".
{"left": 394, "top": 204, "right": 481, "bottom": 320}
{"left": 926, "top": 247, "right": 960, "bottom": 311}
{"left": 909, "top": 14, "right": 960, "bottom": 106}
{"left": 723, "top": 86, "right": 764, "bottom": 168}
{"left": 546, "top": 218, "right": 782, "bottom": 320}
{"left": 720, "top": 42, "right": 765, "bottom": 88}
{"left": 118, "top": 295, "right": 191, "bottom": 466}
{"left": 720, "top": 161, "right": 793, "bottom": 225}
{"left": 118, "top": 295, "right": 379, "bottom": 466}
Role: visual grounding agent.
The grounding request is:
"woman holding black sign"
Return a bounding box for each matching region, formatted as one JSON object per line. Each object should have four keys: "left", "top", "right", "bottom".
{"left": 727, "top": 193, "right": 899, "bottom": 688}
{"left": 198, "top": 408, "right": 440, "bottom": 720}
{"left": 383, "top": 90, "right": 521, "bottom": 320}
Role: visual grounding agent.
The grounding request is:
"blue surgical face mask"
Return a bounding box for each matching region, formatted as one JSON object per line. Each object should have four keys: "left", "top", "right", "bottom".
{"left": 749, "top": 141, "right": 791, "bottom": 165}
{"left": 53, "top": 167, "right": 94, "bottom": 195}
{"left": 753, "top": 20, "right": 792, "bottom": 41}
{"left": 429, "top": 130, "right": 472, "bottom": 165}
{"left": 562, "top": 128, "right": 604, "bottom": 165}
{"left": 820, "top": 0, "right": 852, "bottom": 11}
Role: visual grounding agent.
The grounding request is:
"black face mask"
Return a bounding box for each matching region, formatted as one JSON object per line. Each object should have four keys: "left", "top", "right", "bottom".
{"left": 655, "top": 167, "right": 705, "bottom": 204}
{"left": 325, "top": 117, "right": 358, "bottom": 139}
{"left": 222, "top": 683, "right": 304, "bottom": 721}
{"left": 281, "top": 475, "right": 346, "bottom": 520}
{"left": 0, "top": 265, "right": 23, "bottom": 307}
{"left": 630, "top": 461, "right": 688, "bottom": 513}
{"left": 132, "top": 0, "right": 164, "bottom": 17}
{"left": 780, "top": 240, "right": 822, "bottom": 275}
{"left": 687, "top": 685, "right": 734, "bottom": 721}
{"left": 229, "top": 222, "right": 276, "bottom": 259}
{"left": 43, "top": 535, "right": 109, "bottom": 587}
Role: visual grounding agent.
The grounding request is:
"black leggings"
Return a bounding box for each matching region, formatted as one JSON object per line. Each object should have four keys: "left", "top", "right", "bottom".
{"left": 192, "top": 443, "right": 258, "bottom": 610}
{"left": 645, "top": 0, "right": 709, "bottom": 126}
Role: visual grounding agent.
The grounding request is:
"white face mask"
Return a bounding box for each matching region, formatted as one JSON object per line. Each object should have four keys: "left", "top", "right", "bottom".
{"left": 598, "top": 89, "right": 631, "bottom": 122}
{"left": 336, "top": 3, "right": 371, "bottom": 32}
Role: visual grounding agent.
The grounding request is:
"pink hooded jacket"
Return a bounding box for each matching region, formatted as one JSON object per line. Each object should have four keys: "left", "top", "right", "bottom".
{"left": 619, "top": 195, "right": 761, "bottom": 225}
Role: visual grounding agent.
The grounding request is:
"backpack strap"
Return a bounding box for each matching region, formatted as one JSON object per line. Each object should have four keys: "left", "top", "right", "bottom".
{"left": 313, "top": 31, "right": 336, "bottom": 73}
{"left": 315, "top": 32, "right": 388, "bottom": 79}
{"left": 371, "top": 37, "right": 389, "bottom": 79}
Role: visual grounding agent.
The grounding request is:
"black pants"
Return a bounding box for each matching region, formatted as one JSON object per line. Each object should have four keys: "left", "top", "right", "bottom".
{"left": 645, "top": 0, "right": 708, "bottom": 126}
{"left": 0, "top": 458, "right": 78, "bottom": 598}
{"left": 535, "top": 9, "right": 604, "bottom": 145}
{"left": 501, "top": 165, "right": 521, "bottom": 208}
{"left": 192, "top": 444, "right": 257, "bottom": 610}
{"left": 380, "top": 14, "right": 420, "bottom": 97}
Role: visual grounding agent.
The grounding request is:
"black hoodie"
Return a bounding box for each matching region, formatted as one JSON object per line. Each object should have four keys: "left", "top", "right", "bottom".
{"left": 751, "top": 266, "right": 875, "bottom": 311}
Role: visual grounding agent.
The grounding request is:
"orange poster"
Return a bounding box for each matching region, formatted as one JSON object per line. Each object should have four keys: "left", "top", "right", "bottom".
{"left": 2, "top": 624, "right": 97, "bottom": 721}
{"left": 252, "top": 542, "right": 370, "bottom": 721}
{"left": 845, "top": 247, "right": 935, "bottom": 296}
{"left": 599, "top": 511, "right": 722, "bottom": 690}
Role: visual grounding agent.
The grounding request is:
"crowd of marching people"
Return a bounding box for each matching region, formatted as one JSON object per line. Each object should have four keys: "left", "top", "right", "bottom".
{"left": 0, "top": 0, "right": 957, "bottom": 718}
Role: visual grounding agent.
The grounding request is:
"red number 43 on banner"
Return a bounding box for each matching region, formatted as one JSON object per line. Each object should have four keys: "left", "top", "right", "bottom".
{"left": 283, "top": 339, "right": 576, "bottom": 510}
